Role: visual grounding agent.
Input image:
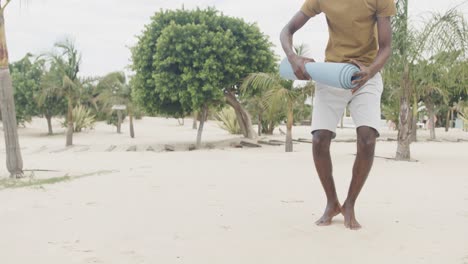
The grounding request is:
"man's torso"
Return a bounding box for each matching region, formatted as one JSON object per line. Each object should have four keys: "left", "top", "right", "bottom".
{"left": 301, "top": 0, "right": 396, "bottom": 65}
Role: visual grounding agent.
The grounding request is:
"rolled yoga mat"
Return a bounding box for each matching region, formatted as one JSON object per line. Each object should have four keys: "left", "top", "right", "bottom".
{"left": 279, "top": 58, "right": 360, "bottom": 89}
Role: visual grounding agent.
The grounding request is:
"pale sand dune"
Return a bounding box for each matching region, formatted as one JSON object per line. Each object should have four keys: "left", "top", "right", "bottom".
{"left": 0, "top": 117, "right": 467, "bottom": 264}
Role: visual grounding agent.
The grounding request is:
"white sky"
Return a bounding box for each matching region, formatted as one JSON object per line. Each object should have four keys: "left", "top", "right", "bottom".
{"left": 5, "top": 0, "right": 468, "bottom": 77}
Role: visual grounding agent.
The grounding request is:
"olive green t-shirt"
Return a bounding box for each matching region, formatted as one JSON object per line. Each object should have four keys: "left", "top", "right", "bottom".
{"left": 301, "top": 0, "right": 396, "bottom": 66}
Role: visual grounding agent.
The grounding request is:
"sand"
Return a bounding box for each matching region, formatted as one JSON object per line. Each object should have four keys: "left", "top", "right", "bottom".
{"left": 0, "top": 117, "right": 467, "bottom": 264}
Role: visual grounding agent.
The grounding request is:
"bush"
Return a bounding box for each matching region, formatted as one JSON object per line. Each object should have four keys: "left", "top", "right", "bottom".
{"left": 106, "top": 110, "right": 127, "bottom": 127}
{"left": 216, "top": 107, "right": 242, "bottom": 135}
{"left": 63, "top": 105, "right": 96, "bottom": 132}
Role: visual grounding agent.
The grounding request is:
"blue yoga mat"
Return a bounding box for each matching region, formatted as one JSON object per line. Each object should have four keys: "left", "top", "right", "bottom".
{"left": 279, "top": 58, "right": 360, "bottom": 89}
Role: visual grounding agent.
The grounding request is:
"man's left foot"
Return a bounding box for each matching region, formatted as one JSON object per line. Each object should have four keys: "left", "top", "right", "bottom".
{"left": 342, "top": 202, "right": 362, "bottom": 230}
{"left": 315, "top": 202, "right": 342, "bottom": 226}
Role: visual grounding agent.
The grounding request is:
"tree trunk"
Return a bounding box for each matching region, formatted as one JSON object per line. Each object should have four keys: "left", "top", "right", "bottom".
{"left": 445, "top": 108, "right": 450, "bottom": 132}
{"left": 285, "top": 103, "right": 294, "bottom": 152}
{"left": 46, "top": 114, "right": 53, "bottom": 135}
{"left": 116, "top": 110, "right": 122, "bottom": 134}
{"left": 224, "top": 90, "right": 256, "bottom": 139}
{"left": 410, "top": 95, "right": 418, "bottom": 142}
{"left": 257, "top": 113, "right": 262, "bottom": 136}
{"left": 66, "top": 98, "right": 73, "bottom": 146}
{"left": 0, "top": 74, "right": 24, "bottom": 177}
{"left": 129, "top": 111, "right": 135, "bottom": 138}
{"left": 192, "top": 112, "right": 198, "bottom": 130}
{"left": 196, "top": 105, "right": 208, "bottom": 149}
{"left": 426, "top": 101, "right": 436, "bottom": 140}
{"left": 396, "top": 65, "right": 411, "bottom": 161}
{"left": 267, "top": 121, "right": 275, "bottom": 135}
{"left": 0, "top": 9, "right": 23, "bottom": 178}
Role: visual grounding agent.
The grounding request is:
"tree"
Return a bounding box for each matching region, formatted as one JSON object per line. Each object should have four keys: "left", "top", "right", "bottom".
{"left": 412, "top": 52, "right": 463, "bottom": 140}
{"left": 131, "top": 8, "right": 276, "bottom": 145}
{"left": 241, "top": 44, "right": 312, "bottom": 139}
{"left": 0, "top": 0, "right": 23, "bottom": 178}
{"left": 441, "top": 59, "right": 467, "bottom": 132}
{"left": 97, "top": 72, "right": 136, "bottom": 137}
{"left": 36, "top": 61, "right": 69, "bottom": 135}
{"left": 41, "top": 39, "right": 82, "bottom": 146}
{"left": 9, "top": 54, "right": 42, "bottom": 125}
{"left": 383, "top": 2, "right": 467, "bottom": 160}
{"left": 242, "top": 73, "right": 312, "bottom": 152}
{"left": 243, "top": 94, "right": 269, "bottom": 136}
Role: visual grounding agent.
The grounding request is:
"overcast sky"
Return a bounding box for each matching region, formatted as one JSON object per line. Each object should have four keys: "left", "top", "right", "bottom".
{"left": 5, "top": 0, "right": 468, "bottom": 77}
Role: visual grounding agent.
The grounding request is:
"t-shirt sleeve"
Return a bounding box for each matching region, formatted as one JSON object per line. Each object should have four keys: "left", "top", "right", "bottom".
{"left": 301, "top": 0, "right": 322, "bottom": 17}
{"left": 376, "top": 0, "right": 397, "bottom": 17}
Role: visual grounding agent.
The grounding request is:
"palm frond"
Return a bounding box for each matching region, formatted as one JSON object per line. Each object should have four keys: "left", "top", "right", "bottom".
{"left": 241, "top": 72, "right": 283, "bottom": 94}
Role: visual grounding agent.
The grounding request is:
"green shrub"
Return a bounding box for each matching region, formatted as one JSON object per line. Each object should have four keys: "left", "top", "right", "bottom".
{"left": 216, "top": 107, "right": 242, "bottom": 134}
{"left": 106, "top": 110, "right": 127, "bottom": 127}
{"left": 63, "top": 105, "right": 96, "bottom": 132}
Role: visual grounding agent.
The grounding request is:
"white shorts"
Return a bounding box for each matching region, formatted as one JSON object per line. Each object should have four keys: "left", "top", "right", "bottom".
{"left": 311, "top": 72, "right": 383, "bottom": 137}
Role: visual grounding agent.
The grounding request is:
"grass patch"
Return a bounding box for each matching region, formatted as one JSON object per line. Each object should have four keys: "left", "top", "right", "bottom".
{"left": 0, "top": 170, "right": 117, "bottom": 190}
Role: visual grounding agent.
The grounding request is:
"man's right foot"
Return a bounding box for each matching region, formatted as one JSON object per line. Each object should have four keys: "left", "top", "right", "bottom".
{"left": 342, "top": 201, "right": 362, "bottom": 230}
{"left": 315, "top": 202, "right": 342, "bottom": 226}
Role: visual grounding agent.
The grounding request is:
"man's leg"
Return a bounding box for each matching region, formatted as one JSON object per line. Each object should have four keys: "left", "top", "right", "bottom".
{"left": 313, "top": 130, "right": 341, "bottom": 226}
{"left": 342, "top": 126, "right": 377, "bottom": 230}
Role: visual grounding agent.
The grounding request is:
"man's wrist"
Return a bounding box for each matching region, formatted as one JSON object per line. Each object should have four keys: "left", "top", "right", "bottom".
{"left": 286, "top": 52, "right": 297, "bottom": 60}
{"left": 368, "top": 64, "right": 380, "bottom": 76}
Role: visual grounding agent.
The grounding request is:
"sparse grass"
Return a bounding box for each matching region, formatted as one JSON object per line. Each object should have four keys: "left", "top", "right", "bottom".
{"left": 0, "top": 170, "right": 117, "bottom": 190}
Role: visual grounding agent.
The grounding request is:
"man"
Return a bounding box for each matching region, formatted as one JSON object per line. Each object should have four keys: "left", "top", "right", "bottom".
{"left": 280, "top": 0, "right": 396, "bottom": 230}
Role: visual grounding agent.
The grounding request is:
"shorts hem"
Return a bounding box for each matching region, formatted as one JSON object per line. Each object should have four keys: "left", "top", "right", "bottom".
{"left": 311, "top": 128, "right": 337, "bottom": 139}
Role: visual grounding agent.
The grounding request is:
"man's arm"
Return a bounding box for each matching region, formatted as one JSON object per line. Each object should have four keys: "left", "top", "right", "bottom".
{"left": 280, "top": 11, "right": 315, "bottom": 80}
{"left": 351, "top": 16, "right": 393, "bottom": 89}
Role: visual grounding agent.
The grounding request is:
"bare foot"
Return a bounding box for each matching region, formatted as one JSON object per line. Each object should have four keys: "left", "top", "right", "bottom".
{"left": 315, "top": 202, "right": 342, "bottom": 226}
{"left": 342, "top": 202, "right": 361, "bottom": 230}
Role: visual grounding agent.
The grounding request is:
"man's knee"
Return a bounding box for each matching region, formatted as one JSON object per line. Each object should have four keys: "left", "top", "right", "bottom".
{"left": 357, "top": 126, "right": 377, "bottom": 152}
{"left": 313, "top": 130, "right": 333, "bottom": 152}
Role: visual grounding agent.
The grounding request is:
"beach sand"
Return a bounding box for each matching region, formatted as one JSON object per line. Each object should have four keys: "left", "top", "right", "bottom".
{"left": 1, "top": 117, "right": 467, "bottom": 264}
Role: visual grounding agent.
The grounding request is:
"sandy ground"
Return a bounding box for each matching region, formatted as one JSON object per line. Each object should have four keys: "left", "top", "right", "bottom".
{"left": 0, "top": 117, "right": 467, "bottom": 264}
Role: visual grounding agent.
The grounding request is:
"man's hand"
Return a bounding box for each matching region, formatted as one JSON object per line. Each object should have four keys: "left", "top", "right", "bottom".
{"left": 350, "top": 59, "right": 377, "bottom": 93}
{"left": 288, "top": 55, "right": 315, "bottom": 80}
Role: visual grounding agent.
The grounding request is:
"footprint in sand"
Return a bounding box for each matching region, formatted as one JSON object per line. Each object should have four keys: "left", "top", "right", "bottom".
{"left": 84, "top": 257, "right": 101, "bottom": 263}
{"left": 51, "top": 146, "right": 74, "bottom": 153}
{"left": 75, "top": 146, "right": 90, "bottom": 152}
{"left": 31, "top": 146, "right": 48, "bottom": 154}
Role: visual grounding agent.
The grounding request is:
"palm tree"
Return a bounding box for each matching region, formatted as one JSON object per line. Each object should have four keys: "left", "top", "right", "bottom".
{"left": 443, "top": 59, "right": 468, "bottom": 132}
{"left": 242, "top": 73, "right": 312, "bottom": 152}
{"left": 383, "top": 1, "right": 467, "bottom": 160}
{"left": 244, "top": 88, "right": 286, "bottom": 136}
{"left": 412, "top": 52, "right": 466, "bottom": 140}
{"left": 40, "top": 39, "right": 82, "bottom": 146}
{"left": 96, "top": 72, "right": 135, "bottom": 137}
{"left": 0, "top": 0, "right": 23, "bottom": 178}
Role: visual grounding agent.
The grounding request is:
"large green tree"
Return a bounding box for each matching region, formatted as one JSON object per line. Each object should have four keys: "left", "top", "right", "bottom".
{"left": 132, "top": 8, "right": 276, "bottom": 145}
{"left": 9, "top": 54, "right": 42, "bottom": 125}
